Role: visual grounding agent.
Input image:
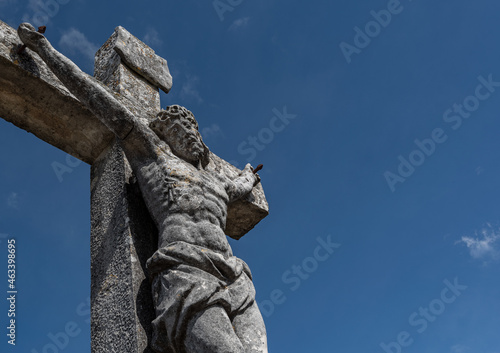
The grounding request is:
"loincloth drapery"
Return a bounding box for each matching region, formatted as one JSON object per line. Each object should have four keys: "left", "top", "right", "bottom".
{"left": 146, "top": 241, "right": 256, "bottom": 353}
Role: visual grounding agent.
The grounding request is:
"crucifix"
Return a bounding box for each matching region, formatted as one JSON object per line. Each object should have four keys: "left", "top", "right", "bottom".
{"left": 0, "top": 20, "right": 269, "bottom": 353}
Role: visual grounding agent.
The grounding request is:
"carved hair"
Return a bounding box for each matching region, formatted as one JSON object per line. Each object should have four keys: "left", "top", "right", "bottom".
{"left": 150, "top": 105, "right": 210, "bottom": 167}
{"left": 153, "top": 105, "right": 198, "bottom": 128}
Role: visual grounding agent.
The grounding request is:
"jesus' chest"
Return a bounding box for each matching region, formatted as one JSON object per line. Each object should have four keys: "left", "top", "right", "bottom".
{"left": 136, "top": 156, "right": 230, "bottom": 214}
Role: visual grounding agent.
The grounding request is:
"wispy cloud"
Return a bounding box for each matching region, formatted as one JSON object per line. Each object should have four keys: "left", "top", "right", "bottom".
{"left": 143, "top": 28, "right": 162, "bottom": 47}
{"left": 180, "top": 74, "right": 203, "bottom": 104}
{"left": 200, "top": 124, "right": 223, "bottom": 140}
{"left": 7, "top": 192, "right": 19, "bottom": 209}
{"left": 228, "top": 17, "right": 250, "bottom": 31}
{"left": 59, "top": 28, "right": 98, "bottom": 63}
{"left": 457, "top": 225, "right": 500, "bottom": 261}
{"left": 26, "top": 0, "right": 43, "bottom": 12}
{"left": 450, "top": 344, "right": 471, "bottom": 353}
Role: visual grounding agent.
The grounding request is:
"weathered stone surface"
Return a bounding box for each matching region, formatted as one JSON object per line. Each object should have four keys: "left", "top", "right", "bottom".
{"left": 208, "top": 152, "right": 269, "bottom": 239}
{"left": 92, "top": 24, "right": 268, "bottom": 239}
{"left": 147, "top": 241, "right": 267, "bottom": 353}
{"left": 17, "top": 22, "right": 136, "bottom": 140}
{"left": 0, "top": 19, "right": 112, "bottom": 164}
{"left": 91, "top": 27, "right": 268, "bottom": 352}
{"left": 94, "top": 27, "right": 163, "bottom": 122}
{"left": 1, "top": 20, "right": 268, "bottom": 238}
{"left": 11, "top": 21, "right": 270, "bottom": 353}
{"left": 113, "top": 26, "right": 172, "bottom": 94}
{"left": 90, "top": 142, "right": 157, "bottom": 353}
{"left": 91, "top": 28, "right": 165, "bottom": 352}
{"left": 140, "top": 105, "right": 269, "bottom": 352}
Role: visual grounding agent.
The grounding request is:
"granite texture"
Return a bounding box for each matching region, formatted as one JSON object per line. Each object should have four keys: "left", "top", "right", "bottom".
{"left": 90, "top": 26, "right": 165, "bottom": 353}
{"left": 90, "top": 141, "right": 157, "bottom": 353}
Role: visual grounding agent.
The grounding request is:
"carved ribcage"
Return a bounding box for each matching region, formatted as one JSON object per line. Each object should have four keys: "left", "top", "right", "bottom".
{"left": 136, "top": 159, "right": 173, "bottom": 229}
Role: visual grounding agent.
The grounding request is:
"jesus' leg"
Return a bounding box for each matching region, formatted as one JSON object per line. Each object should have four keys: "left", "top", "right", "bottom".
{"left": 184, "top": 305, "right": 244, "bottom": 353}
{"left": 232, "top": 301, "right": 268, "bottom": 353}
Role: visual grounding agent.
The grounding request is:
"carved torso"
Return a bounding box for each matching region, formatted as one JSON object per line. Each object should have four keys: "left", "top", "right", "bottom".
{"left": 134, "top": 147, "right": 234, "bottom": 258}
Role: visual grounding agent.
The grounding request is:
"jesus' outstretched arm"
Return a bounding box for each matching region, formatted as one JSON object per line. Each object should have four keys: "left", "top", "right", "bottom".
{"left": 17, "top": 23, "right": 136, "bottom": 141}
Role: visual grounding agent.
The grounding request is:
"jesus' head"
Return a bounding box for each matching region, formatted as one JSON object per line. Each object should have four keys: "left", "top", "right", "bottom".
{"left": 150, "top": 105, "right": 210, "bottom": 168}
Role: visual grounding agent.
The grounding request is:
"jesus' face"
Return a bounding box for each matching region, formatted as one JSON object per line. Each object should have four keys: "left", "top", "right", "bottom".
{"left": 150, "top": 105, "right": 208, "bottom": 166}
{"left": 164, "top": 116, "right": 206, "bottom": 163}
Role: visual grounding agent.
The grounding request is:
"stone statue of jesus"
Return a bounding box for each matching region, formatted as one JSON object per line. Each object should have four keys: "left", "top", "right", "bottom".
{"left": 18, "top": 23, "right": 268, "bottom": 353}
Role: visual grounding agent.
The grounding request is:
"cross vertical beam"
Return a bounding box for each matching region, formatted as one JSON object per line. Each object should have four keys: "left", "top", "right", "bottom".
{"left": 90, "top": 26, "right": 170, "bottom": 353}
{"left": 90, "top": 141, "right": 157, "bottom": 353}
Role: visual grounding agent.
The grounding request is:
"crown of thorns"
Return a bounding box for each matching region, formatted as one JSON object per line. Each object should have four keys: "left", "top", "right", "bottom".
{"left": 152, "top": 105, "right": 199, "bottom": 130}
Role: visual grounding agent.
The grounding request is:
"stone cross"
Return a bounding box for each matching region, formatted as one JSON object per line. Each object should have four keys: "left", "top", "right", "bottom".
{"left": 0, "top": 20, "right": 268, "bottom": 353}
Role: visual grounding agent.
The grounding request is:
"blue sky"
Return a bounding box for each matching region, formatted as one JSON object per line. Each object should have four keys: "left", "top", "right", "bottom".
{"left": 1, "top": 0, "right": 500, "bottom": 352}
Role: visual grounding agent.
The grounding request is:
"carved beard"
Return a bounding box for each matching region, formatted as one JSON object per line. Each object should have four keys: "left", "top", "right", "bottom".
{"left": 169, "top": 138, "right": 206, "bottom": 167}
{"left": 150, "top": 117, "right": 210, "bottom": 168}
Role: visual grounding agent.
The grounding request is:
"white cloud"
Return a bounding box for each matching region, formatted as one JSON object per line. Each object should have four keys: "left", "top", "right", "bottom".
{"left": 228, "top": 17, "right": 250, "bottom": 31}
{"left": 7, "top": 192, "right": 19, "bottom": 209}
{"left": 59, "top": 28, "right": 98, "bottom": 63}
{"left": 22, "top": 0, "right": 54, "bottom": 26}
{"left": 180, "top": 74, "right": 203, "bottom": 104}
{"left": 458, "top": 226, "right": 500, "bottom": 261}
{"left": 200, "top": 124, "right": 223, "bottom": 140}
{"left": 143, "top": 28, "right": 162, "bottom": 47}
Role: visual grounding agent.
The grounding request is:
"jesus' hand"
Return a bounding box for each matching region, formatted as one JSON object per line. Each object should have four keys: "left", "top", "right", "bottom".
{"left": 17, "top": 23, "right": 46, "bottom": 53}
